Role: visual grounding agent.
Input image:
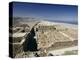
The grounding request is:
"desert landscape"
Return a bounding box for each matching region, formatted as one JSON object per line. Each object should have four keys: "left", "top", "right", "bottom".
{"left": 9, "top": 2, "right": 78, "bottom": 58}
{"left": 9, "top": 17, "right": 78, "bottom": 58}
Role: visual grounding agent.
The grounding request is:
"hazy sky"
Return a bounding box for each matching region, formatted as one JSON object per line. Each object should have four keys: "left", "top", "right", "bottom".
{"left": 12, "top": 2, "right": 78, "bottom": 24}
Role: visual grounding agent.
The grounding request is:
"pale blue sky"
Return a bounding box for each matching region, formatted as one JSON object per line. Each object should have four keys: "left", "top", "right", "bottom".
{"left": 12, "top": 2, "right": 78, "bottom": 24}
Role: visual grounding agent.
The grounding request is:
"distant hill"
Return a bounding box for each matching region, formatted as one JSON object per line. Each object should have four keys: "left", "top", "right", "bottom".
{"left": 12, "top": 17, "right": 42, "bottom": 27}
{"left": 13, "top": 17, "right": 41, "bottom": 25}
{"left": 12, "top": 17, "right": 78, "bottom": 27}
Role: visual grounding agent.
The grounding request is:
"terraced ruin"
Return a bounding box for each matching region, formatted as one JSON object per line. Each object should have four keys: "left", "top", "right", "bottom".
{"left": 9, "top": 21, "right": 78, "bottom": 58}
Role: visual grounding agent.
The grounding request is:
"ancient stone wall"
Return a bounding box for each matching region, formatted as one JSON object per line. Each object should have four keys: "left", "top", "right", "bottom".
{"left": 34, "top": 25, "right": 78, "bottom": 50}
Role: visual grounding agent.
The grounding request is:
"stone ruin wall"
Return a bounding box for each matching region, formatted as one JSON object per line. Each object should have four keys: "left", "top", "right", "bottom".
{"left": 34, "top": 25, "right": 78, "bottom": 50}
{"left": 10, "top": 23, "right": 78, "bottom": 58}
{"left": 9, "top": 26, "right": 30, "bottom": 58}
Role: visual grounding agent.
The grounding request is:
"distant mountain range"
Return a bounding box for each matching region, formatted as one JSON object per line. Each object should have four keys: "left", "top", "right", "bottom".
{"left": 13, "top": 17, "right": 78, "bottom": 25}
{"left": 13, "top": 17, "right": 41, "bottom": 25}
